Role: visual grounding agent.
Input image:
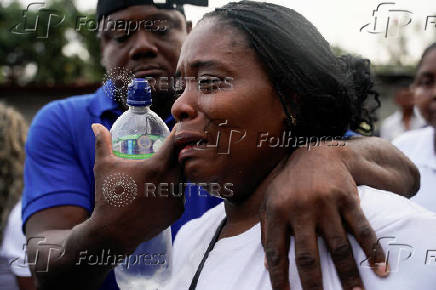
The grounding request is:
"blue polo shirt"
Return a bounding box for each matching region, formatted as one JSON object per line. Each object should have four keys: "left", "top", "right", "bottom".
{"left": 22, "top": 85, "right": 221, "bottom": 289}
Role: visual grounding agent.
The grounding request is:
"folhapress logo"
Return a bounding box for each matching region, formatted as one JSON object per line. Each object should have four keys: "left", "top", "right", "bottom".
{"left": 9, "top": 2, "right": 65, "bottom": 39}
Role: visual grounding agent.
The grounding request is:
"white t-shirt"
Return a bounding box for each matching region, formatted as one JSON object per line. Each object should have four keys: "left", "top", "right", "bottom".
{"left": 0, "top": 201, "right": 31, "bottom": 277}
{"left": 380, "top": 107, "right": 426, "bottom": 142}
{"left": 166, "top": 186, "right": 436, "bottom": 290}
{"left": 393, "top": 127, "right": 436, "bottom": 212}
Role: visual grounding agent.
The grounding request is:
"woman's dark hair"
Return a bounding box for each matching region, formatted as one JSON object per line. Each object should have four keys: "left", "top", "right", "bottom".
{"left": 201, "top": 1, "right": 379, "bottom": 137}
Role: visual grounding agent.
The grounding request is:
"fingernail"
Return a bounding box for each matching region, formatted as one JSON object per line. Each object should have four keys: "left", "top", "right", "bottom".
{"left": 375, "top": 262, "right": 389, "bottom": 277}
{"left": 91, "top": 124, "right": 99, "bottom": 136}
{"left": 352, "top": 287, "right": 363, "bottom": 290}
{"left": 264, "top": 256, "right": 268, "bottom": 270}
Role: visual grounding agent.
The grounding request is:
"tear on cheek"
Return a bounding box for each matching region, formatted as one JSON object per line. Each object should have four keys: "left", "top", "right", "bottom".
{"left": 197, "top": 96, "right": 219, "bottom": 112}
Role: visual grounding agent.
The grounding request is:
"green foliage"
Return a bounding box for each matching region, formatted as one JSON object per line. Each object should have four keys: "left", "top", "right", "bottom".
{"left": 331, "top": 45, "right": 348, "bottom": 56}
{"left": 0, "top": 0, "right": 103, "bottom": 85}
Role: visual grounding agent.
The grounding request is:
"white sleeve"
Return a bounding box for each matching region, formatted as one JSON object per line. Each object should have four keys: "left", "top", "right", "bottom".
{"left": 286, "top": 187, "right": 436, "bottom": 290}
{"left": 0, "top": 201, "right": 31, "bottom": 277}
{"left": 351, "top": 186, "right": 436, "bottom": 289}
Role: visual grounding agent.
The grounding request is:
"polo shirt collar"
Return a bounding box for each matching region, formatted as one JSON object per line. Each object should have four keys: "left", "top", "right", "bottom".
{"left": 89, "top": 85, "right": 122, "bottom": 117}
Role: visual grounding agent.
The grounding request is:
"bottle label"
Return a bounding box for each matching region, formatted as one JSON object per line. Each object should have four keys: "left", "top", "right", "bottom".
{"left": 112, "top": 134, "right": 165, "bottom": 159}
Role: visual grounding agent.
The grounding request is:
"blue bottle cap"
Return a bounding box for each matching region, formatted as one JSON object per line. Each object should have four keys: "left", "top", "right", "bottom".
{"left": 127, "top": 78, "right": 152, "bottom": 106}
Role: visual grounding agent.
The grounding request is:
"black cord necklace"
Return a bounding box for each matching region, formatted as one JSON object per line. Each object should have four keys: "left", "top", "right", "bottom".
{"left": 188, "top": 217, "right": 227, "bottom": 290}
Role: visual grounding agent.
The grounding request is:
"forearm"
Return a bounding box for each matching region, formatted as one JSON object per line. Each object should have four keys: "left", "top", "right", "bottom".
{"left": 16, "top": 276, "right": 36, "bottom": 290}
{"left": 344, "top": 136, "right": 420, "bottom": 197}
{"left": 27, "top": 218, "right": 131, "bottom": 290}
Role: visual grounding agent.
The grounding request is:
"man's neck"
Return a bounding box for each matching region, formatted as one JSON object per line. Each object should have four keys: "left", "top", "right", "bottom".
{"left": 402, "top": 108, "right": 413, "bottom": 130}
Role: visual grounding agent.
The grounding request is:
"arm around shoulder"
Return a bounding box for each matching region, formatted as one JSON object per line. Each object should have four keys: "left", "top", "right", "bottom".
{"left": 344, "top": 136, "right": 420, "bottom": 197}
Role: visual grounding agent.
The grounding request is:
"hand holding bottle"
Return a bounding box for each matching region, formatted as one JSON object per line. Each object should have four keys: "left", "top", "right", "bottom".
{"left": 90, "top": 123, "right": 184, "bottom": 253}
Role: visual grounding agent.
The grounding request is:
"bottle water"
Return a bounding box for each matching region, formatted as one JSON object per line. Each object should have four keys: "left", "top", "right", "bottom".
{"left": 110, "top": 78, "right": 172, "bottom": 290}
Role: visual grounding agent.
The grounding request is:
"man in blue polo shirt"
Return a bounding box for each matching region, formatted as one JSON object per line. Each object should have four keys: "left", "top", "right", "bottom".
{"left": 22, "top": 1, "right": 421, "bottom": 289}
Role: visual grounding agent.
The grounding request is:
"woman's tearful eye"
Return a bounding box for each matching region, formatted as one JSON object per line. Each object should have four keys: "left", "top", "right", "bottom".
{"left": 198, "top": 76, "right": 232, "bottom": 94}
{"left": 174, "top": 78, "right": 186, "bottom": 98}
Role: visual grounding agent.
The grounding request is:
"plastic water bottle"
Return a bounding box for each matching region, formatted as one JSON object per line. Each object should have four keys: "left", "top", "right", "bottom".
{"left": 110, "top": 78, "right": 172, "bottom": 290}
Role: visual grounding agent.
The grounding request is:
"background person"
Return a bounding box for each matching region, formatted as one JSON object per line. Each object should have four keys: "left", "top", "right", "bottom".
{"left": 393, "top": 43, "right": 436, "bottom": 212}
{"left": 0, "top": 103, "right": 34, "bottom": 290}
{"left": 380, "top": 83, "right": 426, "bottom": 141}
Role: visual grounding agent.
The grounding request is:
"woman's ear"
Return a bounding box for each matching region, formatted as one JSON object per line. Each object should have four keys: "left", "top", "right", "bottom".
{"left": 283, "top": 114, "right": 296, "bottom": 131}
{"left": 284, "top": 93, "right": 297, "bottom": 127}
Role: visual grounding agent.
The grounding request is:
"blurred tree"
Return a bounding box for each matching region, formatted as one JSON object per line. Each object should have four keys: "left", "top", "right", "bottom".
{"left": 331, "top": 45, "right": 348, "bottom": 56}
{"left": 0, "top": 0, "right": 103, "bottom": 85}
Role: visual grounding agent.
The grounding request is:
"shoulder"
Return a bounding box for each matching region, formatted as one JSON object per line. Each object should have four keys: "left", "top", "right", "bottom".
{"left": 31, "top": 94, "right": 94, "bottom": 126}
{"left": 354, "top": 186, "right": 436, "bottom": 288}
{"left": 358, "top": 185, "right": 436, "bottom": 231}
{"left": 28, "top": 94, "right": 95, "bottom": 140}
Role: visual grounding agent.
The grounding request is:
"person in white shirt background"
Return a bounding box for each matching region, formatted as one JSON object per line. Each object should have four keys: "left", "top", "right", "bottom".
{"left": 379, "top": 83, "right": 426, "bottom": 141}
{"left": 93, "top": 2, "right": 436, "bottom": 289}
{"left": 0, "top": 103, "right": 35, "bottom": 290}
{"left": 393, "top": 42, "right": 436, "bottom": 213}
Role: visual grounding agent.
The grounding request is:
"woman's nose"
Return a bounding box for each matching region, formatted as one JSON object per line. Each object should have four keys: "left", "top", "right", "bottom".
{"left": 171, "top": 90, "right": 198, "bottom": 122}
{"left": 171, "top": 89, "right": 197, "bottom": 122}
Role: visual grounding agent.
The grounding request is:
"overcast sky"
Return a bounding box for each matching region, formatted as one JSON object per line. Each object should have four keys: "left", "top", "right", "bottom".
{"left": 8, "top": 0, "right": 436, "bottom": 65}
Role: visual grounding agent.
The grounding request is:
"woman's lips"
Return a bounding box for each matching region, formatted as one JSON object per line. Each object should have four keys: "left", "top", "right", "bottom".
{"left": 178, "top": 144, "right": 195, "bottom": 163}
{"left": 175, "top": 131, "right": 208, "bottom": 163}
{"left": 178, "top": 144, "right": 209, "bottom": 163}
